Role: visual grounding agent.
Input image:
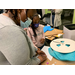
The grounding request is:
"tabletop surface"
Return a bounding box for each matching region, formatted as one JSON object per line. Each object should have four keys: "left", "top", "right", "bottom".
{"left": 45, "top": 28, "right": 63, "bottom": 40}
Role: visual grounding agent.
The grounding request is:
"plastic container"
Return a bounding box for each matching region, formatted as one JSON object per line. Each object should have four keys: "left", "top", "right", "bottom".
{"left": 63, "top": 24, "right": 75, "bottom": 41}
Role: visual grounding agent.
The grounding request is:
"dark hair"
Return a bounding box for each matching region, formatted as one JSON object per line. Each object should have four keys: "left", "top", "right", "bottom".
{"left": 5, "top": 9, "right": 23, "bottom": 26}
{"left": 5, "top": 9, "right": 22, "bottom": 19}
{"left": 26, "top": 9, "right": 29, "bottom": 15}
{"left": 26, "top": 9, "right": 37, "bottom": 19}
{"left": 31, "top": 13, "right": 39, "bottom": 37}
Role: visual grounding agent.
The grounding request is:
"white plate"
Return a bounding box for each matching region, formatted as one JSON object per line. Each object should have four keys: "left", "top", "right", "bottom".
{"left": 50, "top": 38, "right": 75, "bottom": 53}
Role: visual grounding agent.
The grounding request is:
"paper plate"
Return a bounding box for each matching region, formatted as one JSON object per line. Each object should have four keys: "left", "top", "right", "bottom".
{"left": 50, "top": 38, "right": 75, "bottom": 53}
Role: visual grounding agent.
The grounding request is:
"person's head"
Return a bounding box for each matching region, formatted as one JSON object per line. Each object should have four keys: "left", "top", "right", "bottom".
{"left": 31, "top": 13, "right": 40, "bottom": 37}
{"left": 31, "top": 13, "right": 40, "bottom": 28}
{"left": 5, "top": 9, "right": 27, "bottom": 26}
{"left": 5, "top": 9, "right": 37, "bottom": 27}
{"left": 26, "top": 9, "right": 37, "bottom": 19}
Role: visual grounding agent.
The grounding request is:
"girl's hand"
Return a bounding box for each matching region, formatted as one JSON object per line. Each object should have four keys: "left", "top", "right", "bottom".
{"left": 40, "top": 38, "right": 45, "bottom": 44}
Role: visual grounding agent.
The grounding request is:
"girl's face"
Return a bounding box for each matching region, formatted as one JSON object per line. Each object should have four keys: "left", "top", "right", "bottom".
{"left": 33, "top": 16, "right": 40, "bottom": 24}
{"left": 33, "top": 16, "right": 40, "bottom": 28}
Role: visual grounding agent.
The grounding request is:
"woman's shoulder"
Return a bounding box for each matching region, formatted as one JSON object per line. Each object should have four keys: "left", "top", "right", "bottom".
{"left": 0, "top": 14, "right": 16, "bottom": 26}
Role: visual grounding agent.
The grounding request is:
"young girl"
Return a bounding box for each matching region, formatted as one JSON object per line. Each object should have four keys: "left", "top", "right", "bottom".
{"left": 27, "top": 13, "right": 45, "bottom": 50}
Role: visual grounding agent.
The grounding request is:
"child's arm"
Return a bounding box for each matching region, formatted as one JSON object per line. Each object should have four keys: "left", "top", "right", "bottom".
{"left": 27, "top": 28, "right": 32, "bottom": 39}
{"left": 27, "top": 28, "right": 38, "bottom": 49}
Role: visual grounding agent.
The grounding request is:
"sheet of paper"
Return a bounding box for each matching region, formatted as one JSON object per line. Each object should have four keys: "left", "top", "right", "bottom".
{"left": 42, "top": 46, "right": 53, "bottom": 61}
{"left": 58, "top": 34, "right": 63, "bottom": 37}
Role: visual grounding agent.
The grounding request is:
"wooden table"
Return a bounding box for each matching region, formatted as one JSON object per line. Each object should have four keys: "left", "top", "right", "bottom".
{"left": 41, "top": 58, "right": 75, "bottom": 65}
{"left": 45, "top": 28, "right": 64, "bottom": 40}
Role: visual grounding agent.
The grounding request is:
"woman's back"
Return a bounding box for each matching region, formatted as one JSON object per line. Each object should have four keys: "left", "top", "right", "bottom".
{"left": 0, "top": 14, "right": 39, "bottom": 65}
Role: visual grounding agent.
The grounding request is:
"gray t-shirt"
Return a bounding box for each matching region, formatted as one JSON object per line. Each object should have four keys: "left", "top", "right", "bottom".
{"left": 0, "top": 14, "right": 40, "bottom": 65}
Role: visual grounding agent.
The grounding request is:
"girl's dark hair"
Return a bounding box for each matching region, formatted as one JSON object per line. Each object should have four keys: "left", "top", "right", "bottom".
{"left": 31, "top": 13, "right": 39, "bottom": 37}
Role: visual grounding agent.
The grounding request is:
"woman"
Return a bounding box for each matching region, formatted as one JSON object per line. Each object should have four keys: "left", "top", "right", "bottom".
{"left": 0, "top": 9, "right": 47, "bottom": 65}
{"left": 50, "top": 9, "right": 63, "bottom": 28}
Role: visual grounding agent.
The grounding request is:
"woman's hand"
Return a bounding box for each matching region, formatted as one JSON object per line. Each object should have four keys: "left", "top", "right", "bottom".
{"left": 36, "top": 48, "right": 46, "bottom": 55}
{"left": 24, "top": 28, "right": 27, "bottom": 32}
{"left": 36, "top": 48, "right": 47, "bottom": 63}
{"left": 38, "top": 54, "right": 47, "bottom": 63}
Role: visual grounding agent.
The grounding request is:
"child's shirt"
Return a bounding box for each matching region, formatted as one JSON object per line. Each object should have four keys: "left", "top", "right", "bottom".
{"left": 27, "top": 24, "right": 45, "bottom": 48}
